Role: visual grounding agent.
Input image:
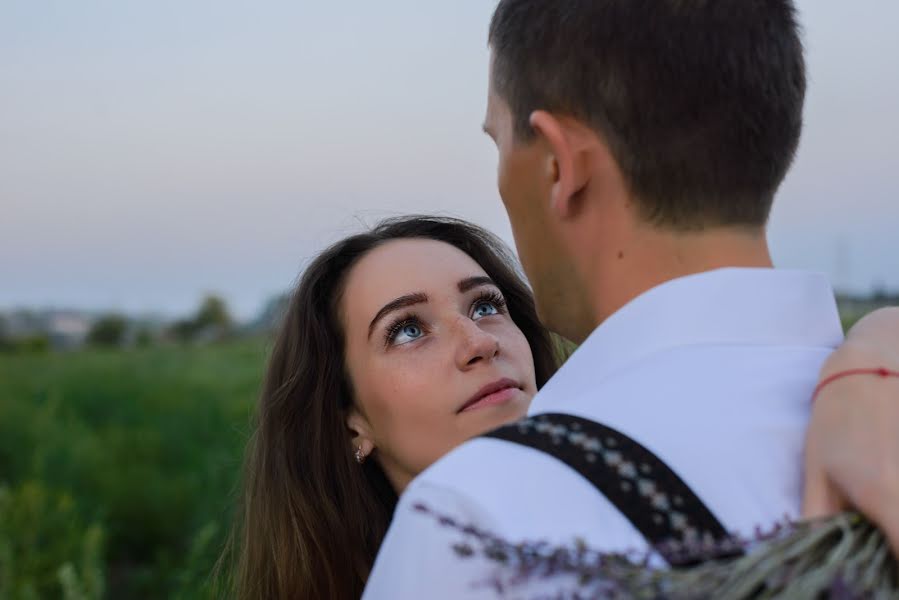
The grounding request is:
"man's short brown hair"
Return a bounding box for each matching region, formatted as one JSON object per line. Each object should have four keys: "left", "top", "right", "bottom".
{"left": 489, "top": 0, "right": 806, "bottom": 230}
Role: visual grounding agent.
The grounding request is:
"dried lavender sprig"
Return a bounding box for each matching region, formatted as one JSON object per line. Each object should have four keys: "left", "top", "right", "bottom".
{"left": 415, "top": 504, "right": 899, "bottom": 599}
{"left": 414, "top": 503, "right": 662, "bottom": 598}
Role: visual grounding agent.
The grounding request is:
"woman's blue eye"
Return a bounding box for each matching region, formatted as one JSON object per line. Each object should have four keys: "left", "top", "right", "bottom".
{"left": 393, "top": 323, "right": 424, "bottom": 344}
{"left": 473, "top": 301, "right": 499, "bottom": 319}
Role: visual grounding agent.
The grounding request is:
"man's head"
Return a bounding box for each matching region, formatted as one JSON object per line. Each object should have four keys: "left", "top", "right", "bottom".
{"left": 483, "top": 0, "right": 806, "bottom": 339}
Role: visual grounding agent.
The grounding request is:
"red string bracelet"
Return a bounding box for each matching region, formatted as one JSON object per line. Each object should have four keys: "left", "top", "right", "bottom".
{"left": 812, "top": 367, "right": 899, "bottom": 402}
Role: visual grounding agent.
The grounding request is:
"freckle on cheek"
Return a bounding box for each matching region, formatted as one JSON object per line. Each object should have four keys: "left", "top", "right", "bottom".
{"left": 617, "top": 251, "right": 624, "bottom": 260}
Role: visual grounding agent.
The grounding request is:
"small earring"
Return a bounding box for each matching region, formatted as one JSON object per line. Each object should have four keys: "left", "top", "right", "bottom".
{"left": 354, "top": 447, "right": 367, "bottom": 464}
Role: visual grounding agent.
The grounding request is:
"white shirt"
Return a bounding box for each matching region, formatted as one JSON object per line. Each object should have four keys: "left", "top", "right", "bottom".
{"left": 363, "top": 268, "right": 843, "bottom": 599}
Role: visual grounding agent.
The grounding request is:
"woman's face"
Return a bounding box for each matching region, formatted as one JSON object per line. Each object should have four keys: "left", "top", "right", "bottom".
{"left": 341, "top": 238, "right": 538, "bottom": 491}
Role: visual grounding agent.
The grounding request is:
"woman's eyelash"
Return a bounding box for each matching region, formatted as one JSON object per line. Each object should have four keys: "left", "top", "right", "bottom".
{"left": 472, "top": 290, "right": 507, "bottom": 313}
{"left": 384, "top": 313, "right": 421, "bottom": 347}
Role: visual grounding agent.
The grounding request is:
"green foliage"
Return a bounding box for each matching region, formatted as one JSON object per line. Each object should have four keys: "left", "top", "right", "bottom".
{"left": 3, "top": 336, "right": 50, "bottom": 354}
{"left": 0, "top": 481, "right": 105, "bottom": 600}
{"left": 194, "top": 296, "right": 232, "bottom": 331}
{"left": 169, "top": 522, "right": 221, "bottom": 600}
{"left": 86, "top": 315, "right": 128, "bottom": 347}
{"left": 0, "top": 317, "right": 8, "bottom": 351}
{"left": 169, "top": 318, "right": 200, "bottom": 342}
{"left": 134, "top": 329, "right": 154, "bottom": 348}
{"left": 169, "top": 295, "right": 234, "bottom": 342}
{"left": 841, "top": 313, "right": 862, "bottom": 334}
{"left": 551, "top": 333, "right": 578, "bottom": 364}
{"left": 0, "top": 339, "right": 266, "bottom": 598}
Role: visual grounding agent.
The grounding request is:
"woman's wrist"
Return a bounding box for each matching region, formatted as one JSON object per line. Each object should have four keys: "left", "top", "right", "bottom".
{"left": 820, "top": 307, "right": 899, "bottom": 382}
{"left": 820, "top": 341, "right": 897, "bottom": 380}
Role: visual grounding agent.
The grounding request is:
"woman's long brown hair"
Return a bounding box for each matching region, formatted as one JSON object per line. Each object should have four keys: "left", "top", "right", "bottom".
{"left": 223, "top": 216, "right": 560, "bottom": 599}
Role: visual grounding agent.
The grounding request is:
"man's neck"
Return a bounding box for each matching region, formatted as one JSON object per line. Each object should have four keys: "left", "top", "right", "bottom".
{"left": 586, "top": 225, "right": 772, "bottom": 329}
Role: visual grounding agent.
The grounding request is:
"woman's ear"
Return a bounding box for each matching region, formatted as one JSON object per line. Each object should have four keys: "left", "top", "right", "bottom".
{"left": 346, "top": 407, "right": 375, "bottom": 463}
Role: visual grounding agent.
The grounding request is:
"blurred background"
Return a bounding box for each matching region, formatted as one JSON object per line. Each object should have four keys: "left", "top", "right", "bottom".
{"left": 1, "top": 1, "right": 896, "bottom": 597}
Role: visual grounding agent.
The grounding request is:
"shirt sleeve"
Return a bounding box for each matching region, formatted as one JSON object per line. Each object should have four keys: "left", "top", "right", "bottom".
{"left": 361, "top": 481, "right": 506, "bottom": 600}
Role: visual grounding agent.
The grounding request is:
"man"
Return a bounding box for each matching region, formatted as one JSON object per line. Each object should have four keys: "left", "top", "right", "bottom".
{"left": 364, "top": 2, "right": 897, "bottom": 597}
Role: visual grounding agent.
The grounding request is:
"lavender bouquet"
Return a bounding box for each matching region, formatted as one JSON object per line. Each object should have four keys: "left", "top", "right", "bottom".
{"left": 417, "top": 504, "right": 898, "bottom": 599}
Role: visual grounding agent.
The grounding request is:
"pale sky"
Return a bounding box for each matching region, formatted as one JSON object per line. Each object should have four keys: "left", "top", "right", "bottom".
{"left": 2, "top": 0, "right": 897, "bottom": 320}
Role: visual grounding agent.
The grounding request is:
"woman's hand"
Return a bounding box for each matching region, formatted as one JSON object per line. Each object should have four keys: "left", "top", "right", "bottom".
{"left": 802, "top": 307, "right": 899, "bottom": 556}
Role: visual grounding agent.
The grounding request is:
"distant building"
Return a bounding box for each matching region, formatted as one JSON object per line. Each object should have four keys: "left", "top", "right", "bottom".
{"left": 0, "top": 309, "right": 93, "bottom": 350}
{"left": 46, "top": 312, "right": 92, "bottom": 349}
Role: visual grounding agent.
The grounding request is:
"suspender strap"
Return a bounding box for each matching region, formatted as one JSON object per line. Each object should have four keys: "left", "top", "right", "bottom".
{"left": 483, "top": 413, "right": 743, "bottom": 566}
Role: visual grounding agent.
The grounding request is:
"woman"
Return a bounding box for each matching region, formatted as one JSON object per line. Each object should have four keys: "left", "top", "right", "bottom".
{"left": 228, "top": 215, "right": 563, "bottom": 599}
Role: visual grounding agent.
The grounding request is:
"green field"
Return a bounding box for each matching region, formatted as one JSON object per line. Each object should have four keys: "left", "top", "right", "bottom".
{"left": 0, "top": 308, "right": 871, "bottom": 599}
{"left": 0, "top": 340, "right": 269, "bottom": 599}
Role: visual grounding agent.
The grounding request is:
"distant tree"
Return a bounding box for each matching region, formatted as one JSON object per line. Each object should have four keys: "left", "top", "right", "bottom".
{"left": 169, "top": 318, "right": 199, "bottom": 342}
{"left": 193, "top": 295, "right": 233, "bottom": 331}
{"left": 16, "top": 335, "right": 50, "bottom": 353}
{"left": 88, "top": 314, "right": 129, "bottom": 347}
{"left": 169, "top": 294, "right": 234, "bottom": 343}
{"left": 0, "top": 314, "right": 9, "bottom": 351}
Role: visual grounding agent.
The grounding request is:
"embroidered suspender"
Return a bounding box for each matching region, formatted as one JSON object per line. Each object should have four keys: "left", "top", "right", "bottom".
{"left": 483, "top": 413, "right": 743, "bottom": 566}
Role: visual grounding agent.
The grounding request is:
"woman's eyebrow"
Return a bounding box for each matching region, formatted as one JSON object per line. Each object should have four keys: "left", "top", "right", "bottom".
{"left": 458, "top": 276, "right": 495, "bottom": 293}
{"left": 368, "top": 293, "right": 428, "bottom": 339}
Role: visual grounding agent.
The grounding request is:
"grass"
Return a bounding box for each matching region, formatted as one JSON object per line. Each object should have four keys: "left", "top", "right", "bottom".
{"left": 0, "top": 339, "right": 268, "bottom": 599}
{"left": 0, "top": 308, "right": 873, "bottom": 598}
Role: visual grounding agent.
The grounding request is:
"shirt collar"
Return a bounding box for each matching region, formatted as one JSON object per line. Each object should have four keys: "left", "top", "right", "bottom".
{"left": 531, "top": 268, "right": 843, "bottom": 411}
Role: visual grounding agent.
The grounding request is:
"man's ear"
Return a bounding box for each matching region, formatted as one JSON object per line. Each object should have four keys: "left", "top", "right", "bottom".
{"left": 529, "top": 110, "right": 591, "bottom": 220}
{"left": 346, "top": 407, "right": 376, "bottom": 461}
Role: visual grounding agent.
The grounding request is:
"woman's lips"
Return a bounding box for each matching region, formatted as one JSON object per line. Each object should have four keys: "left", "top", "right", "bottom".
{"left": 459, "top": 379, "right": 521, "bottom": 413}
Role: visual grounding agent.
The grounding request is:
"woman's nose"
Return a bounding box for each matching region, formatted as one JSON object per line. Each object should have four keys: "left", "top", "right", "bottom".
{"left": 454, "top": 317, "right": 500, "bottom": 369}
